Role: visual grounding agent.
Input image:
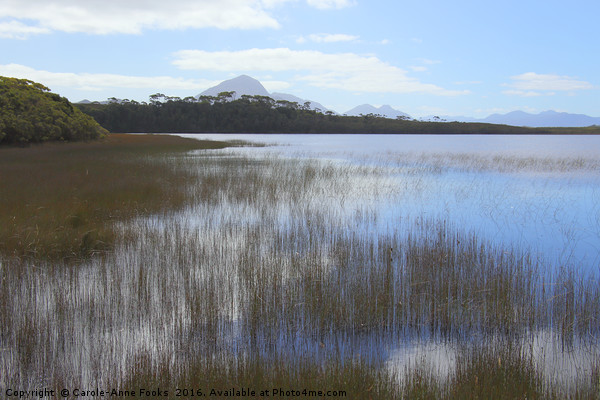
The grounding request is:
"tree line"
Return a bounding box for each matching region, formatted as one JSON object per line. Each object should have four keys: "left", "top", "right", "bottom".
{"left": 76, "top": 92, "right": 552, "bottom": 135}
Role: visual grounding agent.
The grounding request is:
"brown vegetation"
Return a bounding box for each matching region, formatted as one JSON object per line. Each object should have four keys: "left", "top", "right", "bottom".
{"left": 1, "top": 138, "right": 598, "bottom": 398}
{"left": 0, "top": 133, "right": 229, "bottom": 260}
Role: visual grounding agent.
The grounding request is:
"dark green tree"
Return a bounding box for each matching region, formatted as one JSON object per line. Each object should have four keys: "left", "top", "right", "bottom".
{"left": 0, "top": 76, "right": 108, "bottom": 145}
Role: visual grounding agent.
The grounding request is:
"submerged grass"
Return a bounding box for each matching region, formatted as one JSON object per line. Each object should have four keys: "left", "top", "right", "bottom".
{"left": 120, "top": 355, "right": 399, "bottom": 399}
{"left": 0, "top": 133, "right": 229, "bottom": 261}
{"left": 400, "top": 339, "right": 545, "bottom": 399}
{"left": 1, "top": 136, "right": 599, "bottom": 398}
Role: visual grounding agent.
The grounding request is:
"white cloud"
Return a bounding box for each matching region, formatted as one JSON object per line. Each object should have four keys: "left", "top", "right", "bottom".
{"left": 0, "top": 0, "right": 355, "bottom": 36}
{"left": 505, "top": 72, "right": 593, "bottom": 95}
{"left": 0, "top": 20, "right": 50, "bottom": 39}
{"left": 306, "top": 33, "right": 359, "bottom": 43}
{"left": 296, "top": 33, "right": 358, "bottom": 43}
{"left": 306, "top": 0, "right": 356, "bottom": 9}
{"left": 0, "top": 64, "right": 218, "bottom": 91}
{"left": 172, "top": 48, "right": 468, "bottom": 96}
{"left": 501, "top": 90, "right": 545, "bottom": 97}
{"left": 0, "top": 0, "right": 282, "bottom": 35}
{"left": 454, "top": 80, "right": 482, "bottom": 85}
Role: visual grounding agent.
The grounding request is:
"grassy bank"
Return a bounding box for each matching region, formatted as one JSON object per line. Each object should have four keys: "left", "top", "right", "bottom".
{"left": 0, "top": 133, "right": 229, "bottom": 261}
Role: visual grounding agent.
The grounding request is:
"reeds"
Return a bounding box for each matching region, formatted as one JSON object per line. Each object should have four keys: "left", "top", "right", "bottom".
{"left": 0, "top": 134, "right": 229, "bottom": 260}
{"left": 1, "top": 137, "right": 599, "bottom": 398}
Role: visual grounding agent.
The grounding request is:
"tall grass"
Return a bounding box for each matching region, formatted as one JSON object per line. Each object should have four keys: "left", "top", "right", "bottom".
{"left": 1, "top": 137, "right": 599, "bottom": 398}
{"left": 0, "top": 134, "right": 229, "bottom": 260}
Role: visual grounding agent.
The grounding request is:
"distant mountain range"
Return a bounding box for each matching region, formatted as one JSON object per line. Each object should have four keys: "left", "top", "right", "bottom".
{"left": 345, "top": 104, "right": 411, "bottom": 119}
{"left": 78, "top": 74, "right": 600, "bottom": 128}
{"left": 439, "top": 110, "right": 600, "bottom": 127}
{"left": 348, "top": 107, "right": 600, "bottom": 128}
{"left": 200, "top": 76, "right": 600, "bottom": 127}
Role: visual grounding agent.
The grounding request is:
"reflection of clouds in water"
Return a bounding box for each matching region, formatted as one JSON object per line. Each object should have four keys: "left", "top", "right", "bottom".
{"left": 386, "top": 339, "right": 458, "bottom": 381}
{"left": 529, "top": 330, "right": 599, "bottom": 389}
{"left": 179, "top": 134, "right": 600, "bottom": 390}
{"left": 185, "top": 134, "right": 600, "bottom": 273}
{"left": 181, "top": 133, "right": 600, "bottom": 159}
{"left": 385, "top": 329, "right": 600, "bottom": 389}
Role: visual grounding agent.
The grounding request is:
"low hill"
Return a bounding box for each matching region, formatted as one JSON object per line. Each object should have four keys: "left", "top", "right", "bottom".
{"left": 0, "top": 76, "right": 108, "bottom": 145}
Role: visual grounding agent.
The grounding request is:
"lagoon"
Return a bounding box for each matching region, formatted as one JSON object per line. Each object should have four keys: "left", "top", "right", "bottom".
{"left": 3, "top": 133, "right": 599, "bottom": 397}
{"left": 183, "top": 133, "right": 600, "bottom": 274}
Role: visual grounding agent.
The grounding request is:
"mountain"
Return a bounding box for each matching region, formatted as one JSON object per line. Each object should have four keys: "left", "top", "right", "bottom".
{"left": 271, "top": 92, "right": 332, "bottom": 113}
{"left": 197, "top": 75, "right": 328, "bottom": 111}
{"left": 483, "top": 110, "right": 600, "bottom": 127}
{"left": 198, "top": 75, "right": 270, "bottom": 98}
{"left": 345, "top": 104, "right": 411, "bottom": 119}
{"left": 441, "top": 110, "right": 600, "bottom": 127}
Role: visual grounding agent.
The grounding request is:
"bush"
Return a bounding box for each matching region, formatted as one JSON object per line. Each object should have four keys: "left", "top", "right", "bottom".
{"left": 0, "top": 76, "right": 108, "bottom": 145}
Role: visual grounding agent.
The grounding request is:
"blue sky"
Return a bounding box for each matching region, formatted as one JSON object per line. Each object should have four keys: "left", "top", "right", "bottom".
{"left": 1, "top": 0, "right": 598, "bottom": 118}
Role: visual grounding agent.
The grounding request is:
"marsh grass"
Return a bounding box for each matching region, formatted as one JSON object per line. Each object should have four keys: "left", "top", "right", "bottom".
{"left": 0, "top": 133, "right": 229, "bottom": 260}
{"left": 400, "top": 339, "right": 545, "bottom": 399}
{"left": 399, "top": 336, "right": 600, "bottom": 399}
{"left": 384, "top": 151, "right": 600, "bottom": 174}
{"left": 120, "top": 355, "right": 399, "bottom": 399}
{"left": 1, "top": 138, "right": 599, "bottom": 398}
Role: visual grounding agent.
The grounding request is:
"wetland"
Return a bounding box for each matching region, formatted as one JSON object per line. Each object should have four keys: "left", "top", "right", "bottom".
{"left": 1, "top": 133, "right": 599, "bottom": 398}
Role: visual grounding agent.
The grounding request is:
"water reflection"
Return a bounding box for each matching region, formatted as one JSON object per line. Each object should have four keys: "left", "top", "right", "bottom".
{"left": 3, "top": 134, "right": 599, "bottom": 394}
{"left": 186, "top": 134, "right": 600, "bottom": 272}
{"left": 387, "top": 329, "right": 600, "bottom": 393}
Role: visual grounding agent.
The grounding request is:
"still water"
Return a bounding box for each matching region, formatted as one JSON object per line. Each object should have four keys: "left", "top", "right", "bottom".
{"left": 182, "top": 133, "right": 600, "bottom": 275}
{"left": 176, "top": 133, "right": 600, "bottom": 389}
{"left": 4, "top": 133, "right": 598, "bottom": 392}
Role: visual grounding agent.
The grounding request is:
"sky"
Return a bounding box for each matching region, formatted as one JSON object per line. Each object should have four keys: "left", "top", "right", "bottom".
{"left": 1, "top": 0, "right": 598, "bottom": 118}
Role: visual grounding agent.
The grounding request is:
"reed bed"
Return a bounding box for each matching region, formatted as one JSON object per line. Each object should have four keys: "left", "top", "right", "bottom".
{"left": 383, "top": 151, "right": 600, "bottom": 174}
{"left": 0, "top": 134, "right": 229, "bottom": 260}
{"left": 1, "top": 137, "right": 599, "bottom": 398}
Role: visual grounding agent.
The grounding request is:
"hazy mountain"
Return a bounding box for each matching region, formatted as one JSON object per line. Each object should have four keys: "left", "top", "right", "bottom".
{"left": 345, "top": 104, "right": 411, "bottom": 119}
{"left": 76, "top": 99, "right": 116, "bottom": 104}
{"left": 76, "top": 99, "right": 125, "bottom": 105}
{"left": 198, "top": 75, "right": 270, "bottom": 98}
{"left": 483, "top": 110, "right": 600, "bottom": 127}
{"left": 441, "top": 110, "right": 600, "bottom": 127}
{"left": 197, "top": 75, "right": 328, "bottom": 111}
{"left": 271, "top": 92, "right": 332, "bottom": 113}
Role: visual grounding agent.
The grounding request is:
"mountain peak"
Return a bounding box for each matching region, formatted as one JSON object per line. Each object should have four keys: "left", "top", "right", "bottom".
{"left": 198, "top": 75, "right": 270, "bottom": 98}
{"left": 197, "top": 75, "right": 331, "bottom": 112}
